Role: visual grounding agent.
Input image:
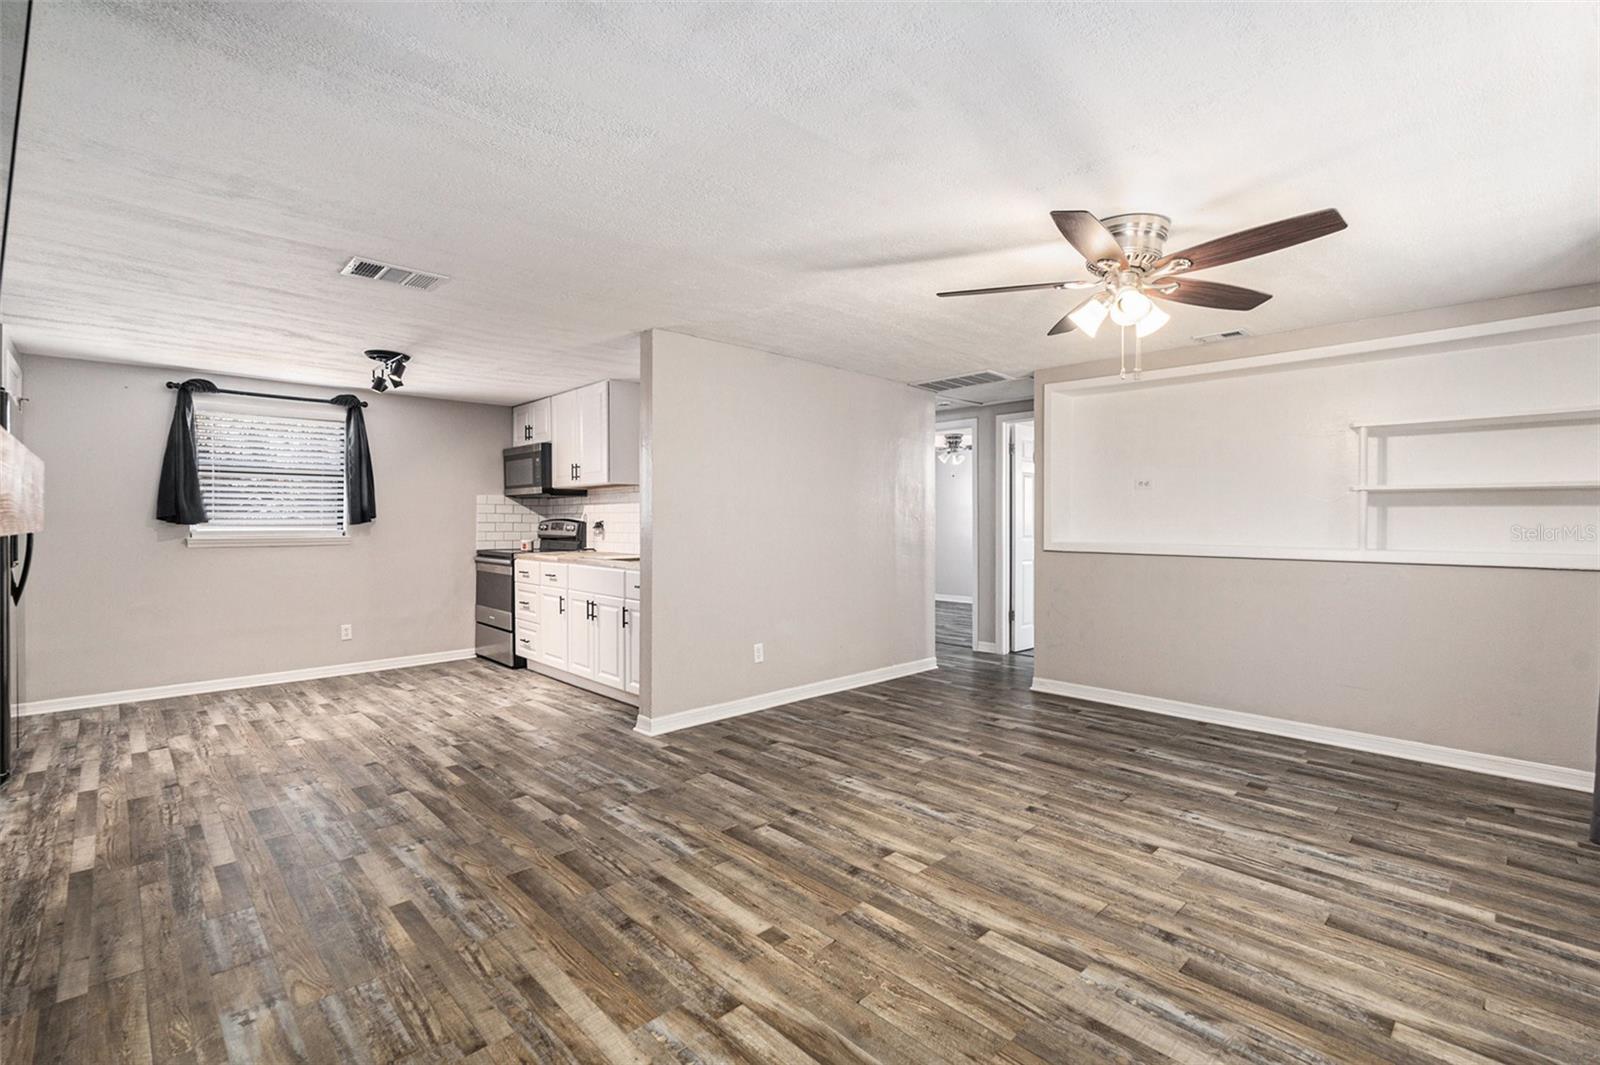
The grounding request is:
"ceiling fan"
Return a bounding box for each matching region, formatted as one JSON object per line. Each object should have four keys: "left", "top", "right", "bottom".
{"left": 936, "top": 209, "right": 1347, "bottom": 347}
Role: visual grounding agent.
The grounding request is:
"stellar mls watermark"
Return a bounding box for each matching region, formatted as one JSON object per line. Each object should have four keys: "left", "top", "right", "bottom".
{"left": 1509, "top": 522, "right": 1598, "bottom": 543}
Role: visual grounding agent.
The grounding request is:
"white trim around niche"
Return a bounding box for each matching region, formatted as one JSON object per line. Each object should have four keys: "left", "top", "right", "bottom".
{"left": 1040, "top": 541, "right": 1599, "bottom": 571}
{"left": 934, "top": 594, "right": 974, "bottom": 604}
{"left": 19, "top": 649, "right": 477, "bottom": 716}
{"left": 1031, "top": 677, "right": 1593, "bottom": 792}
{"left": 634, "top": 657, "right": 938, "bottom": 736}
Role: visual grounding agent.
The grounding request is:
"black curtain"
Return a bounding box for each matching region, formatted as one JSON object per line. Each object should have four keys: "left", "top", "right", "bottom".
{"left": 332, "top": 395, "right": 376, "bottom": 525}
{"left": 155, "top": 378, "right": 218, "bottom": 524}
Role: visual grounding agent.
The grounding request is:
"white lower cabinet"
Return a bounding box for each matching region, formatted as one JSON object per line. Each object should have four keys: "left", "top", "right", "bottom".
{"left": 567, "top": 592, "right": 623, "bottom": 687}
{"left": 537, "top": 587, "right": 568, "bottom": 670}
{"left": 622, "top": 599, "right": 640, "bottom": 696}
{"left": 591, "top": 595, "right": 625, "bottom": 689}
{"left": 567, "top": 596, "right": 598, "bottom": 679}
{"left": 516, "top": 560, "right": 639, "bottom": 703}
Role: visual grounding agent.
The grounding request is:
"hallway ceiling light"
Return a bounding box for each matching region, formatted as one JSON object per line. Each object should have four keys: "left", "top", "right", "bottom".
{"left": 936, "top": 430, "right": 973, "bottom": 465}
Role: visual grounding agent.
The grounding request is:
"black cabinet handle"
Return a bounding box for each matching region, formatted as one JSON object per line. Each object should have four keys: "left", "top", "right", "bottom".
{"left": 622, "top": 607, "right": 629, "bottom": 629}
{"left": 558, "top": 595, "right": 565, "bottom": 615}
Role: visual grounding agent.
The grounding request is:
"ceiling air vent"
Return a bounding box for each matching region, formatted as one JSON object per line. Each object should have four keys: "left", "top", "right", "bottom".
{"left": 340, "top": 256, "right": 450, "bottom": 292}
{"left": 913, "top": 370, "right": 1009, "bottom": 393}
{"left": 1192, "top": 328, "right": 1251, "bottom": 344}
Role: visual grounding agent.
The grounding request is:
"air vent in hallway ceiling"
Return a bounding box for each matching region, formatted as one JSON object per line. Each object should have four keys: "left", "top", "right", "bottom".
{"left": 340, "top": 256, "right": 450, "bottom": 292}
{"left": 913, "top": 370, "right": 1009, "bottom": 393}
{"left": 1193, "top": 328, "right": 1251, "bottom": 344}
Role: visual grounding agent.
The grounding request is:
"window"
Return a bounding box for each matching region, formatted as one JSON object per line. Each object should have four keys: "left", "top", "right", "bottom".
{"left": 187, "top": 403, "right": 348, "bottom": 544}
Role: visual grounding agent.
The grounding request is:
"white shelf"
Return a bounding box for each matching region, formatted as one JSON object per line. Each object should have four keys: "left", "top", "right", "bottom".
{"left": 1351, "top": 480, "right": 1600, "bottom": 493}
{"left": 1349, "top": 406, "right": 1600, "bottom": 433}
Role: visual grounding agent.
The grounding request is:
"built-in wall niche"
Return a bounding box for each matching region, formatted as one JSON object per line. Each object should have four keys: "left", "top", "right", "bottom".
{"left": 1043, "top": 325, "right": 1600, "bottom": 570}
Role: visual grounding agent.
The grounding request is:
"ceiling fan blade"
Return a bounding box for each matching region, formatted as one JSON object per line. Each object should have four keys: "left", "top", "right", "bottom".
{"left": 1153, "top": 208, "right": 1345, "bottom": 274}
{"left": 936, "top": 280, "right": 1071, "bottom": 297}
{"left": 1151, "top": 278, "right": 1272, "bottom": 311}
{"left": 1050, "top": 211, "right": 1125, "bottom": 266}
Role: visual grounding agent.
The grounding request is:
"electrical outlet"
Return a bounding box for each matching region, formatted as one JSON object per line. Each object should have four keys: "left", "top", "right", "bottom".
{"left": 1134, "top": 478, "right": 1153, "bottom": 490}
{"left": 753, "top": 642, "right": 764, "bottom": 664}
{"left": 340, "top": 624, "right": 352, "bottom": 641}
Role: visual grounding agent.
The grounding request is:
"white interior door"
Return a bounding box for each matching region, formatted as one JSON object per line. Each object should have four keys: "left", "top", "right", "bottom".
{"left": 1010, "top": 421, "right": 1035, "bottom": 652}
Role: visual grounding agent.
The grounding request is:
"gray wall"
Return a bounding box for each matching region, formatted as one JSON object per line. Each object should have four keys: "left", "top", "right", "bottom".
{"left": 642, "top": 330, "right": 933, "bottom": 723}
{"left": 1030, "top": 292, "right": 1600, "bottom": 773}
{"left": 1035, "top": 551, "right": 1599, "bottom": 771}
{"left": 19, "top": 354, "right": 507, "bottom": 703}
{"left": 938, "top": 400, "right": 1031, "bottom": 648}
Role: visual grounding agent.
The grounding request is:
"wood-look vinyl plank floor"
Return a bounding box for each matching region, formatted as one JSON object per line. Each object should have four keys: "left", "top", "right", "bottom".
{"left": 2, "top": 648, "right": 1596, "bottom": 1064}
{"left": 935, "top": 602, "right": 973, "bottom": 648}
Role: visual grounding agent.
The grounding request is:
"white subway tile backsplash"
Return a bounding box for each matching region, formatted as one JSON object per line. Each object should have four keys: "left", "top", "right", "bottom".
{"left": 473, "top": 488, "right": 641, "bottom": 553}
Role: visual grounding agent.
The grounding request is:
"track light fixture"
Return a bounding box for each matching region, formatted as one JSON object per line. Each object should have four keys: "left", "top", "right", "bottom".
{"left": 365, "top": 349, "right": 410, "bottom": 393}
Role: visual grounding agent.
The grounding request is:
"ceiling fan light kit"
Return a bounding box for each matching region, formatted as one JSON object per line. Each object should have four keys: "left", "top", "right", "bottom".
{"left": 938, "top": 207, "right": 1347, "bottom": 380}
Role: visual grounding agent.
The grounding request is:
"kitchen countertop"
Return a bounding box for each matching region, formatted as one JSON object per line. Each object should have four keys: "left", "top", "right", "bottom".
{"left": 515, "top": 550, "right": 640, "bottom": 570}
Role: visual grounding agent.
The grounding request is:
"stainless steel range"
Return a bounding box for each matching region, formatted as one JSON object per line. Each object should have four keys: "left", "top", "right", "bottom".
{"left": 474, "top": 549, "right": 521, "bottom": 668}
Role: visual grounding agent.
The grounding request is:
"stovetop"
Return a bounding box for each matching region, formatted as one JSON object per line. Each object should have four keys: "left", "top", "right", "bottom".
{"left": 475, "top": 549, "right": 520, "bottom": 561}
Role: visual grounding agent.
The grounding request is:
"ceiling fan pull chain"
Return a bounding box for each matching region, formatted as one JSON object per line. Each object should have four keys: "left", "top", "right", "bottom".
{"left": 1134, "top": 331, "right": 1143, "bottom": 380}
{"left": 1119, "top": 325, "right": 1128, "bottom": 380}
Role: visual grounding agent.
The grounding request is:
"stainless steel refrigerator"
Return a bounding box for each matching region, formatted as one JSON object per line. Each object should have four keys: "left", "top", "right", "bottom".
{"left": 0, "top": 378, "right": 31, "bottom": 786}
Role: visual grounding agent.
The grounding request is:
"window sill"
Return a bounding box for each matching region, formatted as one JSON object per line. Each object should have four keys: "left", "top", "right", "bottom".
{"left": 186, "top": 533, "right": 351, "bottom": 548}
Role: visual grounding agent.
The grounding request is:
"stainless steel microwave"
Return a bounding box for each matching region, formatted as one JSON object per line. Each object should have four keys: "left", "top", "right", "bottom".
{"left": 503, "top": 442, "right": 585, "bottom": 497}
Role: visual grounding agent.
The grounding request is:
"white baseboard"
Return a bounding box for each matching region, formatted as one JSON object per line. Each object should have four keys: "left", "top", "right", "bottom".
{"left": 19, "top": 649, "right": 478, "bottom": 716}
{"left": 1030, "top": 677, "right": 1594, "bottom": 793}
{"left": 975, "top": 641, "right": 999, "bottom": 654}
{"left": 935, "top": 594, "right": 974, "bottom": 605}
{"left": 635, "top": 657, "right": 938, "bottom": 736}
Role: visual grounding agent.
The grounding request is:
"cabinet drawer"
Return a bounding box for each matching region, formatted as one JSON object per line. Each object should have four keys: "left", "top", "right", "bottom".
{"left": 625, "top": 569, "right": 641, "bottom": 601}
{"left": 538, "top": 562, "right": 567, "bottom": 587}
{"left": 513, "top": 588, "right": 539, "bottom": 616}
{"left": 514, "top": 631, "right": 536, "bottom": 660}
{"left": 569, "top": 564, "right": 625, "bottom": 598}
{"left": 514, "top": 558, "right": 538, "bottom": 582}
{"left": 515, "top": 608, "right": 539, "bottom": 633}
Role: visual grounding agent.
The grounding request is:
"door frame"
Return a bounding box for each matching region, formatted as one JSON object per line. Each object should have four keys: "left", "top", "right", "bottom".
{"left": 933, "top": 417, "right": 980, "bottom": 652}
{"left": 995, "top": 412, "right": 1034, "bottom": 656}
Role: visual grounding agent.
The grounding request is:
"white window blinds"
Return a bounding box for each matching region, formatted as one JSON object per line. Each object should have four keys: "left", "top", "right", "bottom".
{"left": 193, "top": 407, "right": 347, "bottom": 534}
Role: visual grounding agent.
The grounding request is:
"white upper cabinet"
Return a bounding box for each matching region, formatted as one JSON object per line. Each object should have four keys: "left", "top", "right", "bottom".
{"left": 511, "top": 397, "right": 551, "bottom": 446}
{"left": 550, "top": 380, "right": 640, "bottom": 488}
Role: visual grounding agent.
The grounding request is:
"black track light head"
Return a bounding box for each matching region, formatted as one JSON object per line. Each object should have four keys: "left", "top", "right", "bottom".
{"left": 364, "top": 349, "right": 409, "bottom": 393}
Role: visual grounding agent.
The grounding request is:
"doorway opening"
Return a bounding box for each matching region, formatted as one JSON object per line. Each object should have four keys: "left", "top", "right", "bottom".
{"left": 997, "top": 414, "right": 1035, "bottom": 655}
{"left": 933, "top": 419, "right": 978, "bottom": 655}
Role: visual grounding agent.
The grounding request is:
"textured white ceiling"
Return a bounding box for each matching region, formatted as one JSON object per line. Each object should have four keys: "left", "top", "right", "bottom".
{"left": 2, "top": 2, "right": 1596, "bottom": 404}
